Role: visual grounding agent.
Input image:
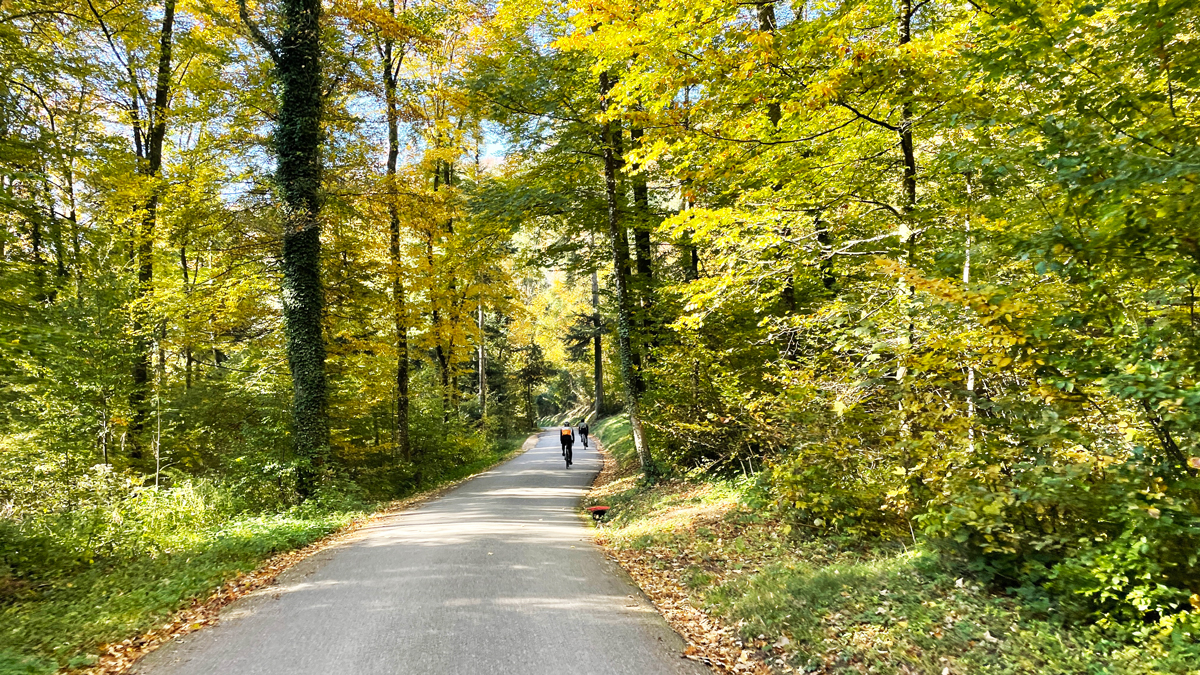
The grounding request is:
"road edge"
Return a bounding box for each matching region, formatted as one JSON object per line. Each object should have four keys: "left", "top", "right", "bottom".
{"left": 85, "top": 431, "right": 541, "bottom": 675}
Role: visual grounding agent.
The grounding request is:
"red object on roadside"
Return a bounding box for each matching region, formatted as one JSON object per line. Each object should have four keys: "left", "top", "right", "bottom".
{"left": 586, "top": 505, "right": 610, "bottom": 522}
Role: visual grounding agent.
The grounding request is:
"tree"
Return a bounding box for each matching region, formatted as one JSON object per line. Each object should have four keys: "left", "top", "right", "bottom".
{"left": 467, "top": 0, "right": 651, "bottom": 462}
{"left": 83, "top": 0, "right": 180, "bottom": 459}
{"left": 361, "top": 0, "right": 418, "bottom": 459}
{"left": 599, "top": 69, "right": 651, "bottom": 470}
{"left": 240, "top": 0, "right": 329, "bottom": 497}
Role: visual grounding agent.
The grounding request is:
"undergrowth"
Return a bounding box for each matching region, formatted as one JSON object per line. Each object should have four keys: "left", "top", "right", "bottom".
{"left": 0, "top": 433, "right": 528, "bottom": 675}
{"left": 587, "top": 415, "right": 1200, "bottom": 675}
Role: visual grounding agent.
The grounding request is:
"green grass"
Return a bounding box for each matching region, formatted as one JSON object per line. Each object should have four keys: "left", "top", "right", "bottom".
{"left": 0, "top": 433, "right": 532, "bottom": 675}
{"left": 0, "top": 511, "right": 359, "bottom": 675}
{"left": 593, "top": 414, "right": 637, "bottom": 467}
{"left": 712, "top": 544, "right": 1197, "bottom": 674}
{"left": 589, "top": 423, "right": 1200, "bottom": 675}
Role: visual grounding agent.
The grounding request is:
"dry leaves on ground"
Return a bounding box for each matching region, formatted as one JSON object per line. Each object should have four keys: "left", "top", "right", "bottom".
{"left": 587, "top": 444, "right": 777, "bottom": 675}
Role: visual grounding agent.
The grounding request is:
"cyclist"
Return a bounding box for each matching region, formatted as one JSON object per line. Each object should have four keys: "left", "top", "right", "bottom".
{"left": 560, "top": 426, "right": 574, "bottom": 467}
{"left": 578, "top": 419, "right": 590, "bottom": 447}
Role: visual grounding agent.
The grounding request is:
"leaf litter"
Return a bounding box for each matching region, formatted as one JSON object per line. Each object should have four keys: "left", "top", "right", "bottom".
{"left": 586, "top": 443, "right": 777, "bottom": 675}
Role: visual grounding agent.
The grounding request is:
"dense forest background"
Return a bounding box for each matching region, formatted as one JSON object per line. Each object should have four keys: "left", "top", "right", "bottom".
{"left": 1, "top": 0, "right": 1198, "bottom": 670}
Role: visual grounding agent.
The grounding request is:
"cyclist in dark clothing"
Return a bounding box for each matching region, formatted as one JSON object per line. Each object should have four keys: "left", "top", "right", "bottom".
{"left": 578, "top": 420, "right": 590, "bottom": 447}
{"left": 560, "top": 427, "right": 574, "bottom": 466}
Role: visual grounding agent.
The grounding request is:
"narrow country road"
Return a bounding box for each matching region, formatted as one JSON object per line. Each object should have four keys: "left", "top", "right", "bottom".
{"left": 132, "top": 431, "right": 705, "bottom": 675}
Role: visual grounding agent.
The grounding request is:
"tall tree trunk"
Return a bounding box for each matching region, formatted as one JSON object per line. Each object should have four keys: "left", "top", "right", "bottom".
{"left": 678, "top": 87, "right": 700, "bottom": 283}
{"left": 478, "top": 301, "right": 487, "bottom": 416}
{"left": 591, "top": 263, "right": 603, "bottom": 417}
{"left": 609, "top": 125, "right": 644, "bottom": 395}
{"left": 436, "top": 341, "right": 451, "bottom": 423}
{"left": 897, "top": 0, "right": 917, "bottom": 381}
{"left": 629, "top": 125, "right": 654, "bottom": 393}
{"left": 41, "top": 175, "right": 67, "bottom": 287}
{"left": 757, "top": 2, "right": 800, "bottom": 315}
{"left": 432, "top": 158, "right": 456, "bottom": 424}
{"left": 601, "top": 70, "right": 651, "bottom": 471}
{"left": 383, "top": 7, "right": 411, "bottom": 461}
{"left": 756, "top": 3, "right": 781, "bottom": 127}
{"left": 680, "top": 183, "right": 699, "bottom": 281}
{"left": 30, "top": 207, "right": 45, "bottom": 299}
{"left": 629, "top": 127, "right": 653, "bottom": 284}
{"left": 896, "top": 0, "right": 919, "bottom": 456}
{"left": 180, "top": 242, "right": 193, "bottom": 388}
{"left": 276, "top": 0, "right": 328, "bottom": 498}
{"left": 816, "top": 214, "right": 835, "bottom": 292}
{"left": 63, "top": 160, "right": 81, "bottom": 287}
{"left": 130, "top": 0, "right": 176, "bottom": 461}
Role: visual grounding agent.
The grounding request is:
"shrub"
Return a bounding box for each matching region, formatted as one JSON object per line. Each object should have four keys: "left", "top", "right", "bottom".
{"left": 921, "top": 457, "right": 1200, "bottom": 639}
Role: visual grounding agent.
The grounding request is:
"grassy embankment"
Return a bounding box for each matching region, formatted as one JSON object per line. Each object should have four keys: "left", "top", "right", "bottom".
{"left": 586, "top": 415, "right": 1197, "bottom": 675}
{"left": 0, "top": 434, "right": 530, "bottom": 675}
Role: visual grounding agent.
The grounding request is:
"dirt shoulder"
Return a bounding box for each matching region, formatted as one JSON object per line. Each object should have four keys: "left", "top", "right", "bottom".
{"left": 585, "top": 437, "right": 775, "bottom": 675}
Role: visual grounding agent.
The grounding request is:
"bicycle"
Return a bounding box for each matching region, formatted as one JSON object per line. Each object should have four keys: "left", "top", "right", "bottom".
{"left": 564, "top": 443, "right": 572, "bottom": 468}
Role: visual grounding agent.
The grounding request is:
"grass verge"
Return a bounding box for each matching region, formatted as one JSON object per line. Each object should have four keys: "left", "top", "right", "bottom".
{"left": 585, "top": 415, "right": 1198, "bottom": 675}
{"left": 0, "top": 433, "right": 531, "bottom": 675}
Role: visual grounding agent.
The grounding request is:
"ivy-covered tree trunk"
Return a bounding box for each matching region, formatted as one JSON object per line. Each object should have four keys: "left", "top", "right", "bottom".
{"left": 383, "top": 4, "right": 410, "bottom": 461}
{"left": 601, "top": 70, "right": 650, "bottom": 471}
{"left": 129, "top": 0, "right": 176, "bottom": 462}
{"left": 275, "top": 0, "right": 328, "bottom": 498}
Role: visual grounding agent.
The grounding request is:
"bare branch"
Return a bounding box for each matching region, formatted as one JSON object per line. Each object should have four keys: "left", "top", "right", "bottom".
{"left": 836, "top": 100, "right": 899, "bottom": 132}
{"left": 238, "top": 0, "right": 281, "bottom": 64}
{"left": 693, "top": 115, "right": 858, "bottom": 146}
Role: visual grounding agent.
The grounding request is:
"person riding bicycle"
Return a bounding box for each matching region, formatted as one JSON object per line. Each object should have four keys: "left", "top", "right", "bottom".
{"left": 578, "top": 420, "right": 590, "bottom": 447}
{"left": 560, "top": 426, "right": 574, "bottom": 457}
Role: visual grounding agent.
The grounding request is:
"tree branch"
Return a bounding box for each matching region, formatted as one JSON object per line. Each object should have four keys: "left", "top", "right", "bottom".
{"left": 836, "top": 100, "right": 899, "bottom": 132}
{"left": 238, "top": 0, "right": 281, "bottom": 64}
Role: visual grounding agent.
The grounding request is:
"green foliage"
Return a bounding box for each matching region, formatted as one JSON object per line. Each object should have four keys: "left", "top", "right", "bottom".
{"left": 594, "top": 414, "right": 636, "bottom": 468}
{"left": 530, "top": 0, "right": 1200, "bottom": 644}
{"left": 714, "top": 547, "right": 1199, "bottom": 675}
{"left": 923, "top": 459, "right": 1200, "bottom": 637}
{"left": 0, "top": 427, "right": 526, "bottom": 669}
{"left": 4, "top": 0, "right": 1200, "bottom": 664}
{"left": 0, "top": 650, "right": 55, "bottom": 675}
{"left": 0, "top": 462, "right": 365, "bottom": 669}
{"left": 592, "top": 425, "right": 1200, "bottom": 673}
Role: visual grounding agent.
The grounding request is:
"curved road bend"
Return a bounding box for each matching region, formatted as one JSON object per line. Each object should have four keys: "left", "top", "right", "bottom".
{"left": 132, "top": 431, "right": 705, "bottom": 675}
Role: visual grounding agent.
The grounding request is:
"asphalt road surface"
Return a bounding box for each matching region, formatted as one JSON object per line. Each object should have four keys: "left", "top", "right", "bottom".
{"left": 132, "top": 431, "right": 706, "bottom": 675}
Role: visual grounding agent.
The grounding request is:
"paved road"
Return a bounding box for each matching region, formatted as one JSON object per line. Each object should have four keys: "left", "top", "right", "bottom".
{"left": 133, "top": 431, "right": 705, "bottom": 675}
